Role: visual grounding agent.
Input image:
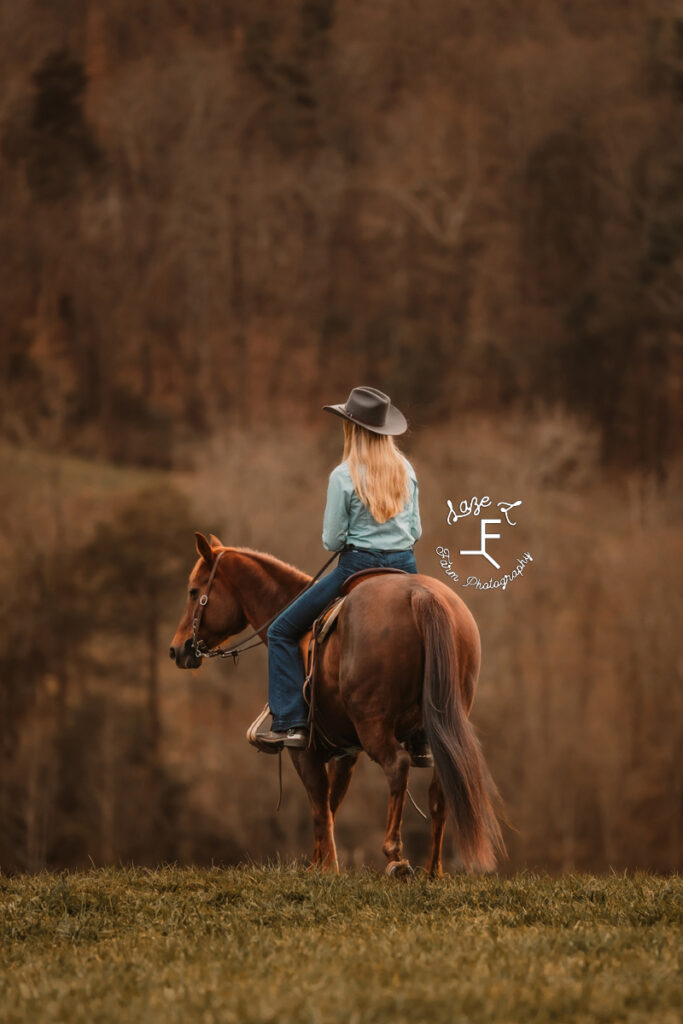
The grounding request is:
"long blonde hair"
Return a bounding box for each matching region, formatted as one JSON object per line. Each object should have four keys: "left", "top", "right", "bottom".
{"left": 342, "top": 420, "right": 411, "bottom": 523}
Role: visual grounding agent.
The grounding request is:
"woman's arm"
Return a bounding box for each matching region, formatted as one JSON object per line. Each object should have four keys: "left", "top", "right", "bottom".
{"left": 322, "top": 468, "right": 350, "bottom": 551}
{"left": 410, "top": 478, "right": 422, "bottom": 542}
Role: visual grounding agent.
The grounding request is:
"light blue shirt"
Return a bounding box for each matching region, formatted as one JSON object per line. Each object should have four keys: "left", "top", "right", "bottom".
{"left": 322, "top": 457, "right": 422, "bottom": 551}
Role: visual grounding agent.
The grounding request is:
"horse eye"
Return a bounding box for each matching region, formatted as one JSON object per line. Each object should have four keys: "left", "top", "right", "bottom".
{"left": 189, "top": 588, "right": 199, "bottom": 599}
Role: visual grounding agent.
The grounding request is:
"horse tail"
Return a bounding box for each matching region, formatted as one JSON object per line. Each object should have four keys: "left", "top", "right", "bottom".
{"left": 410, "top": 586, "right": 506, "bottom": 873}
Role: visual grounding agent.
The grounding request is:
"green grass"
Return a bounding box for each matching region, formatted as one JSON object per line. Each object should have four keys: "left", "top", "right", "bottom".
{"left": 0, "top": 865, "right": 680, "bottom": 1024}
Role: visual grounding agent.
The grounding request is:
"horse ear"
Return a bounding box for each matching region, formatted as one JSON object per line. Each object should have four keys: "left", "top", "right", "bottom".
{"left": 195, "top": 532, "right": 214, "bottom": 565}
{"left": 209, "top": 533, "right": 224, "bottom": 548}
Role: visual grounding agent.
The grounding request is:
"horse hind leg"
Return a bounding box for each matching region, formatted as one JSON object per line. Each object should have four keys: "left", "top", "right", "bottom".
{"left": 426, "top": 770, "right": 447, "bottom": 878}
{"left": 328, "top": 753, "right": 359, "bottom": 820}
{"left": 354, "top": 725, "right": 413, "bottom": 879}
{"left": 289, "top": 749, "right": 339, "bottom": 871}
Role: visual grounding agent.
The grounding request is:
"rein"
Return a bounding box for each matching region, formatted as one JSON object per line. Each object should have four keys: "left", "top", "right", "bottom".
{"left": 191, "top": 548, "right": 342, "bottom": 663}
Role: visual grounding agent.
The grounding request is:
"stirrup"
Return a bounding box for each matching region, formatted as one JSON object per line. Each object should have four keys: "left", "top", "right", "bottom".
{"left": 246, "top": 704, "right": 281, "bottom": 755}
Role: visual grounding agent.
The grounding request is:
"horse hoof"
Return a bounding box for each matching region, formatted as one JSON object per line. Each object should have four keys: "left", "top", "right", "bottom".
{"left": 386, "top": 860, "right": 414, "bottom": 881}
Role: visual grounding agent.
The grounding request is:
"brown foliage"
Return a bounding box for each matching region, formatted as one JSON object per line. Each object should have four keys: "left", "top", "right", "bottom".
{"left": 0, "top": 1, "right": 680, "bottom": 472}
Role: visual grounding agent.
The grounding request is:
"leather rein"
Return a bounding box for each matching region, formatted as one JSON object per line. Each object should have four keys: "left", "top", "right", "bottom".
{"left": 191, "top": 548, "right": 342, "bottom": 663}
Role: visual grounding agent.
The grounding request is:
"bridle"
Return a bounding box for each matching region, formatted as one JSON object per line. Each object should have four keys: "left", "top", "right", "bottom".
{"left": 191, "top": 550, "right": 233, "bottom": 659}
{"left": 190, "top": 548, "right": 342, "bottom": 663}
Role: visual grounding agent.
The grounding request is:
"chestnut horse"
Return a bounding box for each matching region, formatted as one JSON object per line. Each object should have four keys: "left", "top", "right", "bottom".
{"left": 170, "top": 533, "right": 506, "bottom": 877}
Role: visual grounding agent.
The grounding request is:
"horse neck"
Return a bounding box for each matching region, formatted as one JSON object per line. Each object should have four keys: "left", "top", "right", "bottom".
{"left": 220, "top": 548, "right": 312, "bottom": 637}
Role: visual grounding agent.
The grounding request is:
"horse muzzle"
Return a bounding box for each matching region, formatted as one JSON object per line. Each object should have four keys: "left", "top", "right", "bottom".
{"left": 169, "top": 638, "right": 203, "bottom": 669}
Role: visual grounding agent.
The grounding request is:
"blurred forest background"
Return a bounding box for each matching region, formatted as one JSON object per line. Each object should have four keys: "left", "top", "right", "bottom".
{"left": 0, "top": 0, "right": 681, "bottom": 875}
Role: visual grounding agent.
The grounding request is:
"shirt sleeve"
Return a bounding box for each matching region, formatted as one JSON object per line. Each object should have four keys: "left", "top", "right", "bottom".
{"left": 322, "top": 469, "right": 350, "bottom": 551}
{"left": 410, "top": 477, "right": 422, "bottom": 541}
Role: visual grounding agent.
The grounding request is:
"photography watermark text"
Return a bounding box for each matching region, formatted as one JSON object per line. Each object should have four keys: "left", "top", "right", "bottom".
{"left": 437, "top": 494, "right": 534, "bottom": 593}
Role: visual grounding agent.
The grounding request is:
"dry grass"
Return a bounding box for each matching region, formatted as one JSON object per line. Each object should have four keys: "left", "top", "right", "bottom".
{"left": 1, "top": 865, "right": 680, "bottom": 1024}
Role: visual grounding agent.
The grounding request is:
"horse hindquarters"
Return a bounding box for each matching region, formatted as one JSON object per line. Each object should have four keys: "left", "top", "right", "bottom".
{"left": 410, "top": 587, "right": 506, "bottom": 873}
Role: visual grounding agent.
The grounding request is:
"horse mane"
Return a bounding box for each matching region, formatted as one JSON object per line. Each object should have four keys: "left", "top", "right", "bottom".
{"left": 219, "top": 546, "right": 312, "bottom": 606}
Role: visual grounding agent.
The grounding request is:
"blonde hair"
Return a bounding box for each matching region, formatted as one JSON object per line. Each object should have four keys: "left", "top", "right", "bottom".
{"left": 342, "top": 420, "right": 411, "bottom": 523}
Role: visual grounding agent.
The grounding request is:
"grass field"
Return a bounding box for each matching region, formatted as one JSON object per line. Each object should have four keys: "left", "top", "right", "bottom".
{"left": 0, "top": 866, "right": 680, "bottom": 1024}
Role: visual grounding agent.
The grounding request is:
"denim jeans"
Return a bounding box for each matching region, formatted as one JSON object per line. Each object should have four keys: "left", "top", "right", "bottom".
{"left": 267, "top": 546, "right": 418, "bottom": 730}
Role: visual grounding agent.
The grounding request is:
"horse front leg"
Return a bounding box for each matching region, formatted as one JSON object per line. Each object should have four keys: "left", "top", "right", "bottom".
{"left": 355, "top": 724, "right": 413, "bottom": 879}
{"left": 426, "top": 770, "right": 447, "bottom": 878}
{"left": 288, "top": 748, "right": 338, "bottom": 871}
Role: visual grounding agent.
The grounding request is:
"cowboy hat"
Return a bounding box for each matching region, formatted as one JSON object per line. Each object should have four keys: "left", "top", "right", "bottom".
{"left": 323, "top": 386, "right": 407, "bottom": 435}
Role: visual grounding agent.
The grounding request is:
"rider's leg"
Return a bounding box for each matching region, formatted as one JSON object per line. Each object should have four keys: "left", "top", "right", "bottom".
{"left": 266, "top": 563, "right": 349, "bottom": 732}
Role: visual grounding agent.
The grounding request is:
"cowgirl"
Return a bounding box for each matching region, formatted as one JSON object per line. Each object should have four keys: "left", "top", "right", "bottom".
{"left": 258, "top": 386, "right": 426, "bottom": 754}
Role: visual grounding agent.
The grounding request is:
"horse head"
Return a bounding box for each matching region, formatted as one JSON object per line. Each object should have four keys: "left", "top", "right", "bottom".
{"left": 169, "top": 532, "right": 248, "bottom": 669}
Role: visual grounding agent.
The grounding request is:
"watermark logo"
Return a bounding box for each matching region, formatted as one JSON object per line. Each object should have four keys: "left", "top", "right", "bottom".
{"left": 436, "top": 495, "right": 533, "bottom": 592}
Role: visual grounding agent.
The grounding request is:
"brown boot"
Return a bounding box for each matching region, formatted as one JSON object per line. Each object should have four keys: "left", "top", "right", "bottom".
{"left": 254, "top": 725, "right": 308, "bottom": 751}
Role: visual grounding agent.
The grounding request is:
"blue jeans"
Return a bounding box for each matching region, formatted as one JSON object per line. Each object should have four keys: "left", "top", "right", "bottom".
{"left": 267, "top": 546, "right": 419, "bottom": 730}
